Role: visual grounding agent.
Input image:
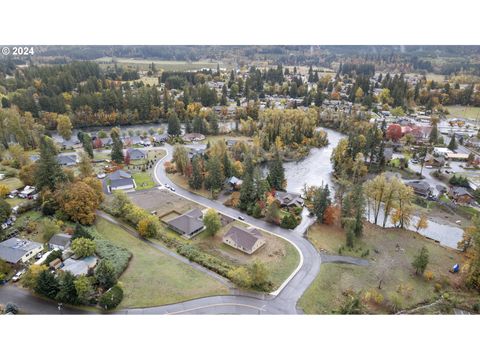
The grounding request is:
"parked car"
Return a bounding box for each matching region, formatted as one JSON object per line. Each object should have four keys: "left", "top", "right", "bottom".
{"left": 12, "top": 270, "right": 25, "bottom": 282}
{"left": 170, "top": 187, "right": 176, "bottom": 192}
{"left": 238, "top": 216, "right": 245, "bottom": 221}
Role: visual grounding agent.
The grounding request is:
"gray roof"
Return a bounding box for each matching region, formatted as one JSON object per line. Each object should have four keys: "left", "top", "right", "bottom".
{"left": 49, "top": 233, "right": 72, "bottom": 248}
{"left": 275, "top": 191, "right": 304, "bottom": 207}
{"left": 406, "top": 180, "right": 431, "bottom": 194}
{"left": 110, "top": 178, "right": 135, "bottom": 189}
{"left": 108, "top": 170, "right": 132, "bottom": 181}
{"left": 62, "top": 256, "right": 97, "bottom": 276}
{"left": 56, "top": 154, "right": 77, "bottom": 166}
{"left": 0, "top": 238, "right": 42, "bottom": 263}
{"left": 223, "top": 226, "right": 263, "bottom": 253}
{"left": 167, "top": 208, "right": 204, "bottom": 235}
{"left": 126, "top": 148, "right": 146, "bottom": 159}
{"left": 451, "top": 186, "right": 473, "bottom": 197}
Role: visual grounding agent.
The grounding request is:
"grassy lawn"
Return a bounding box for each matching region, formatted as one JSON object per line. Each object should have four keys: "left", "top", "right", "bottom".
{"left": 132, "top": 172, "right": 155, "bottom": 190}
{"left": 166, "top": 172, "right": 213, "bottom": 199}
{"left": 94, "top": 217, "right": 229, "bottom": 309}
{"left": 0, "top": 177, "right": 23, "bottom": 191}
{"left": 6, "top": 197, "right": 25, "bottom": 207}
{"left": 299, "top": 222, "right": 467, "bottom": 314}
{"left": 159, "top": 220, "right": 300, "bottom": 291}
{"left": 445, "top": 105, "right": 480, "bottom": 120}
{"left": 95, "top": 57, "right": 222, "bottom": 71}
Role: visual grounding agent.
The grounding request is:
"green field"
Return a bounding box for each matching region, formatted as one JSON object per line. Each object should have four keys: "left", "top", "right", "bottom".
{"left": 94, "top": 217, "right": 229, "bottom": 309}
{"left": 132, "top": 172, "right": 155, "bottom": 190}
{"left": 445, "top": 105, "right": 480, "bottom": 120}
{"left": 95, "top": 57, "right": 223, "bottom": 72}
{"left": 0, "top": 177, "right": 23, "bottom": 191}
{"left": 299, "top": 222, "right": 466, "bottom": 314}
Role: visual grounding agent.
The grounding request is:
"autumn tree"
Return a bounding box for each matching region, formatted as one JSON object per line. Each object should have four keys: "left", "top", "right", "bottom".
{"left": 56, "top": 115, "right": 73, "bottom": 140}
{"left": 71, "top": 237, "right": 96, "bottom": 258}
{"left": 55, "top": 181, "right": 102, "bottom": 225}
{"left": 19, "top": 162, "right": 38, "bottom": 186}
{"left": 172, "top": 145, "right": 189, "bottom": 175}
{"left": 0, "top": 184, "right": 9, "bottom": 198}
{"left": 416, "top": 214, "right": 429, "bottom": 233}
{"left": 137, "top": 216, "right": 159, "bottom": 238}
{"left": 203, "top": 208, "right": 221, "bottom": 236}
{"left": 78, "top": 150, "right": 93, "bottom": 178}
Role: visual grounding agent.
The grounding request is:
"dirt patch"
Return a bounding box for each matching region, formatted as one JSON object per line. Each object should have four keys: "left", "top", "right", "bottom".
{"left": 128, "top": 188, "right": 204, "bottom": 215}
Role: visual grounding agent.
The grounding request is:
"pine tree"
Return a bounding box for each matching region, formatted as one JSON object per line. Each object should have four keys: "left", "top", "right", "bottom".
{"left": 82, "top": 133, "right": 94, "bottom": 158}
{"left": 267, "top": 150, "right": 285, "bottom": 190}
{"left": 35, "top": 270, "right": 59, "bottom": 298}
{"left": 448, "top": 135, "right": 457, "bottom": 151}
{"left": 56, "top": 271, "right": 78, "bottom": 304}
{"left": 35, "top": 136, "right": 67, "bottom": 191}
{"left": 222, "top": 152, "right": 233, "bottom": 179}
{"left": 189, "top": 156, "right": 204, "bottom": 190}
{"left": 205, "top": 156, "right": 224, "bottom": 192}
{"left": 313, "top": 184, "right": 331, "bottom": 224}
{"left": 167, "top": 112, "right": 181, "bottom": 136}
{"left": 110, "top": 128, "right": 124, "bottom": 163}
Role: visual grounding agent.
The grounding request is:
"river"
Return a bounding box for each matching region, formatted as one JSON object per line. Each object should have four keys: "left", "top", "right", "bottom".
{"left": 281, "top": 127, "right": 464, "bottom": 249}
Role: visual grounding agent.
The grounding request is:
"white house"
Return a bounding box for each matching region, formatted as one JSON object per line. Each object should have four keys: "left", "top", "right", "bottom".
{"left": 0, "top": 238, "right": 43, "bottom": 264}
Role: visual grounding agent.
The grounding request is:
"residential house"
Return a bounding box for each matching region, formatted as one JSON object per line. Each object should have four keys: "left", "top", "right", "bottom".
{"left": 424, "top": 154, "right": 445, "bottom": 167}
{"left": 60, "top": 138, "right": 82, "bottom": 150}
{"left": 445, "top": 153, "right": 469, "bottom": 162}
{"left": 49, "top": 233, "right": 72, "bottom": 251}
{"left": 222, "top": 225, "right": 266, "bottom": 255}
{"left": 166, "top": 208, "right": 204, "bottom": 238}
{"left": 275, "top": 191, "right": 304, "bottom": 208}
{"left": 19, "top": 186, "right": 36, "bottom": 198}
{"left": 182, "top": 133, "right": 206, "bottom": 142}
{"left": 0, "top": 238, "right": 43, "bottom": 264}
{"left": 152, "top": 134, "right": 169, "bottom": 144}
{"left": 56, "top": 154, "right": 78, "bottom": 166}
{"left": 449, "top": 186, "right": 475, "bottom": 205}
{"left": 61, "top": 256, "right": 98, "bottom": 276}
{"left": 107, "top": 170, "right": 135, "bottom": 192}
{"left": 406, "top": 180, "right": 432, "bottom": 197}
{"left": 227, "top": 176, "right": 243, "bottom": 190}
{"left": 125, "top": 148, "right": 146, "bottom": 160}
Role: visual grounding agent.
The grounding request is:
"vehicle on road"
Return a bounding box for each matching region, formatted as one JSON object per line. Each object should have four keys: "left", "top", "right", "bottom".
{"left": 238, "top": 216, "right": 245, "bottom": 221}
{"left": 12, "top": 270, "right": 25, "bottom": 282}
{"left": 170, "top": 187, "right": 176, "bottom": 192}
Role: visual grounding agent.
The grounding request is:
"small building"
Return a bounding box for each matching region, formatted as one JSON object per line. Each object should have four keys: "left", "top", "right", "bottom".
{"left": 107, "top": 170, "right": 136, "bottom": 192}
{"left": 56, "top": 154, "right": 78, "bottom": 166}
{"left": 61, "top": 256, "right": 98, "bottom": 276}
{"left": 19, "top": 185, "right": 36, "bottom": 198}
{"left": 227, "top": 176, "right": 243, "bottom": 190}
{"left": 406, "top": 180, "right": 432, "bottom": 197}
{"left": 445, "top": 153, "right": 470, "bottom": 162}
{"left": 0, "top": 238, "right": 43, "bottom": 264}
{"left": 125, "top": 148, "right": 146, "bottom": 160}
{"left": 424, "top": 154, "right": 445, "bottom": 167}
{"left": 275, "top": 191, "right": 304, "bottom": 208}
{"left": 166, "top": 208, "right": 204, "bottom": 238}
{"left": 449, "top": 186, "right": 475, "bottom": 205}
{"left": 49, "top": 233, "right": 72, "bottom": 251}
{"left": 222, "top": 225, "right": 266, "bottom": 255}
{"left": 182, "top": 133, "right": 206, "bottom": 142}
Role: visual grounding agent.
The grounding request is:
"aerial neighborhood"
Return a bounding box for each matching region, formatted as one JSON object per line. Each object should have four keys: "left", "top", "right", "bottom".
{"left": 1, "top": 45, "right": 480, "bottom": 315}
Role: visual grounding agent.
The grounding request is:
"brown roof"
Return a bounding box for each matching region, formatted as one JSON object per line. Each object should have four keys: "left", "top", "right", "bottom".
{"left": 223, "top": 226, "right": 263, "bottom": 253}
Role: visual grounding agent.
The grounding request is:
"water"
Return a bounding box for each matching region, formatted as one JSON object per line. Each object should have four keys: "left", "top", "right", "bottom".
{"left": 281, "top": 126, "right": 464, "bottom": 249}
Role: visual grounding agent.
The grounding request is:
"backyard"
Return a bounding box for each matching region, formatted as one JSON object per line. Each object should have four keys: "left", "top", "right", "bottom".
{"left": 299, "top": 222, "right": 467, "bottom": 314}
{"left": 94, "top": 217, "right": 229, "bottom": 308}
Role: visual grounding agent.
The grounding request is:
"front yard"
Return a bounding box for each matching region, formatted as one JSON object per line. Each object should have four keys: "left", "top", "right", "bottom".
{"left": 94, "top": 217, "right": 229, "bottom": 308}
{"left": 299, "top": 222, "right": 468, "bottom": 314}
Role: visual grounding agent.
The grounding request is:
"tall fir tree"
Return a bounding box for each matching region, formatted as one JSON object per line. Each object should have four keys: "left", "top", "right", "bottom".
{"left": 189, "top": 156, "right": 204, "bottom": 190}
{"left": 267, "top": 150, "right": 285, "bottom": 190}
{"left": 110, "top": 128, "right": 124, "bottom": 163}
{"left": 35, "top": 135, "right": 67, "bottom": 191}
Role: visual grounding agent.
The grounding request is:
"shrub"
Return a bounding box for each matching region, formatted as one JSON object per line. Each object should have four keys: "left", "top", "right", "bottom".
{"left": 71, "top": 237, "right": 96, "bottom": 258}
{"left": 5, "top": 303, "right": 19, "bottom": 314}
{"left": 434, "top": 283, "right": 443, "bottom": 292}
{"left": 99, "top": 285, "right": 124, "bottom": 310}
{"left": 228, "top": 267, "right": 252, "bottom": 288}
{"left": 363, "top": 289, "right": 384, "bottom": 305}
{"left": 424, "top": 270, "right": 434, "bottom": 281}
{"left": 45, "top": 250, "right": 63, "bottom": 265}
{"left": 388, "top": 292, "right": 403, "bottom": 313}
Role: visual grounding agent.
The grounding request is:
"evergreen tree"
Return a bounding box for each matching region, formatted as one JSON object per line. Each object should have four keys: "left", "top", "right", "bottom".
{"left": 429, "top": 124, "right": 439, "bottom": 144}
{"left": 313, "top": 184, "right": 331, "bottom": 224}
{"left": 222, "top": 152, "right": 233, "bottom": 179}
{"left": 110, "top": 128, "right": 124, "bottom": 163}
{"left": 35, "top": 270, "right": 59, "bottom": 298}
{"left": 56, "top": 271, "right": 78, "bottom": 304}
{"left": 204, "top": 156, "right": 224, "bottom": 192}
{"left": 35, "top": 136, "right": 67, "bottom": 191}
{"left": 267, "top": 150, "right": 285, "bottom": 190}
{"left": 412, "top": 246, "right": 429, "bottom": 275}
{"left": 351, "top": 185, "right": 365, "bottom": 237}
{"left": 95, "top": 259, "right": 117, "bottom": 289}
{"left": 448, "top": 135, "right": 458, "bottom": 151}
{"left": 167, "top": 111, "right": 181, "bottom": 136}
{"left": 188, "top": 156, "right": 204, "bottom": 190}
{"left": 82, "top": 133, "right": 94, "bottom": 158}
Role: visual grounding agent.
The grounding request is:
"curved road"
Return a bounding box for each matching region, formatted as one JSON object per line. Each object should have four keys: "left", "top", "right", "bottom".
{"left": 145, "top": 144, "right": 322, "bottom": 314}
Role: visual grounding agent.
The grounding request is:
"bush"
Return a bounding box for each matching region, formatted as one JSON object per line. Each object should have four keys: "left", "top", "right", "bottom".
{"left": 45, "top": 250, "right": 62, "bottom": 265}
{"left": 5, "top": 303, "right": 19, "bottom": 314}
{"left": 362, "top": 289, "right": 384, "bottom": 305}
{"left": 71, "top": 237, "right": 96, "bottom": 258}
{"left": 99, "top": 285, "right": 124, "bottom": 310}
{"left": 228, "top": 267, "right": 252, "bottom": 288}
{"left": 424, "top": 270, "right": 434, "bottom": 281}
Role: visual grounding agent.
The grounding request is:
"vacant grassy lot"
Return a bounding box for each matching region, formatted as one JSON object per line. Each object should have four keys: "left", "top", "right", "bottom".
{"left": 299, "top": 222, "right": 466, "bottom": 314}
{"left": 0, "top": 177, "right": 23, "bottom": 191}
{"left": 166, "top": 172, "right": 212, "bottom": 199}
{"left": 445, "top": 105, "right": 480, "bottom": 120}
{"left": 94, "top": 217, "right": 228, "bottom": 309}
{"left": 132, "top": 172, "right": 155, "bottom": 190}
{"left": 96, "top": 57, "right": 222, "bottom": 71}
{"left": 128, "top": 188, "right": 202, "bottom": 217}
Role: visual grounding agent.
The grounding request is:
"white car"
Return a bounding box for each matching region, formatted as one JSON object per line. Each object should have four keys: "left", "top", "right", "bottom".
{"left": 164, "top": 184, "right": 170, "bottom": 189}
{"left": 170, "top": 187, "right": 176, "bottom": 192}
{"left": 12, "top": 270, "right": 25, "bottom": 282}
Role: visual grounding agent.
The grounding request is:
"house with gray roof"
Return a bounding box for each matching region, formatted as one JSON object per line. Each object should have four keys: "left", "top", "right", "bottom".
{"left": 56, "top": 154, "right": 78, "bottom": 166}
{"left": 106, "top": 170, "right": 135, "bottom": 192}
{"left": 223, "top": 225, "right": 266, "bottom": 254}
{"left": 61, "top": 256, "right": 98, "bottom": 276}
{"left": 0, "top": 237, "right": 43, "bottom": 264}
{"left": 166, "top": 208, "right": 204, "bottom": 238}
{"left": 406, "top": 180, "right": 432, "bottom": 197}
{"left": 49, "top": 233, "right": 72, "bottom": 251}
{"left": 125, "top": 148, "right": 146, "bottom": 160}
{"left": 275, "top": 191, "right": 304, "bottom": 208}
